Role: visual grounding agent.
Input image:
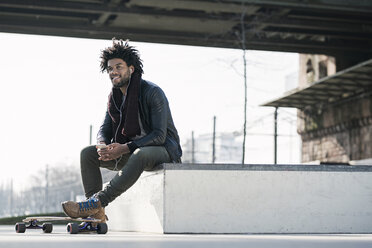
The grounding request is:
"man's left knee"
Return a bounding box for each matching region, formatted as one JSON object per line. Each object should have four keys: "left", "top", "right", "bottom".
{"left": 131, "top": 147, "right": 152, "bottom": 162}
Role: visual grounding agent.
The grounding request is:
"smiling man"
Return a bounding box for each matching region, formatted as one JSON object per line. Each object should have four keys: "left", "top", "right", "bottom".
{"left": 61, "top": 39, "right": 182, "bottom": 223}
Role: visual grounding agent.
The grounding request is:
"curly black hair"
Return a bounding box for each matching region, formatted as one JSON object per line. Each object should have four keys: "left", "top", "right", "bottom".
{"left": 100, "top": 38, "right": 143, "bottom": 74}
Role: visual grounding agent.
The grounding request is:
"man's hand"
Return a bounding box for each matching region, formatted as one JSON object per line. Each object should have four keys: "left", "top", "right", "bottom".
{"left": 98, "top": 143, "right": 130, "bottom": 161}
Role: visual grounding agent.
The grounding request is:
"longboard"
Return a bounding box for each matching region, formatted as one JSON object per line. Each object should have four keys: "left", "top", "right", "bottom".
{"left": 15, "top": 216, "right": 108, "bottom": 234}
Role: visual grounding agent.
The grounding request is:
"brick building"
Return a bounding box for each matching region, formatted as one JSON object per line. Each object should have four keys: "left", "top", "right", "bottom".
{"left": 263, "top": 56, "right": 372, "bottom": 164}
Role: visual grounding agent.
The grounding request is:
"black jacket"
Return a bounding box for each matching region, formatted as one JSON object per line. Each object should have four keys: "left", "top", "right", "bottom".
{"left": 97, "top": 79, "right": 182, "bottom": 162}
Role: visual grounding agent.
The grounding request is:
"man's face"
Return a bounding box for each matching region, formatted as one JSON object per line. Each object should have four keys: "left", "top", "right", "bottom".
{"left": 107, "top": 58, "right": 133, "bottom": 88}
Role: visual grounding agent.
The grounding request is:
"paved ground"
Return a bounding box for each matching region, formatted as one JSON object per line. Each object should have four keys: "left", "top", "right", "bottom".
{"left": 1, "top": 225, "right": 372, "bottom": 248}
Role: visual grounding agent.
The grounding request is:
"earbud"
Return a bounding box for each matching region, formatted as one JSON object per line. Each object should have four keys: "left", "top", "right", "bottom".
{"left": 130, "top": 68, "right": 133, "bottom": 74}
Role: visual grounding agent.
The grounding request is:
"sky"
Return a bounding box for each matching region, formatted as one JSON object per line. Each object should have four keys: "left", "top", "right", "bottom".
{"left": 0, "top": 32, "right": 299, "bottom": 191}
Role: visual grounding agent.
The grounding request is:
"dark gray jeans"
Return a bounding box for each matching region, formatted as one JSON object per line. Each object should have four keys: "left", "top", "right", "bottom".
{"left": 80, "top": 145, "right": 171, "bottom": 207}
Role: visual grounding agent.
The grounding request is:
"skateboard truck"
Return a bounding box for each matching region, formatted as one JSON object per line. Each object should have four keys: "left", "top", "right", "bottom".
{"left": 67, "top": 220, "right": 107, "bottom": 234}
{"left": 16, "top": 220, "right": 53, "bottom": 233}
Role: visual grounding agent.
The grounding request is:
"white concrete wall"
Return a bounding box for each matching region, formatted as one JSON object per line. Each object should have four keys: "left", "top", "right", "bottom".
{"left": 106, "top": 164, "right": 372, "bottom": 233}
{"left": 106, "top": 170, "right": 164, "bottom": 233}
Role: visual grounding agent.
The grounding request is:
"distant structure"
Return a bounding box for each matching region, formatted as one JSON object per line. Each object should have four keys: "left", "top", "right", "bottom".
{"left": 182, "top": 132, "right": 242, "bottom": 164}
{"left": 263, "top": 55, "right": 372, "bottom": 164}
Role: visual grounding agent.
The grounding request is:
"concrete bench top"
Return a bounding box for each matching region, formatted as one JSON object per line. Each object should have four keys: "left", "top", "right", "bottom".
{"left": 162, "top": 163, "right": 372, "bottom": 172}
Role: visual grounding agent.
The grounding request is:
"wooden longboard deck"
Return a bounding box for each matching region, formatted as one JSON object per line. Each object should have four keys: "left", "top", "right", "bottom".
{"left": 23, "top": 216, "right": 102, "bottom": 223}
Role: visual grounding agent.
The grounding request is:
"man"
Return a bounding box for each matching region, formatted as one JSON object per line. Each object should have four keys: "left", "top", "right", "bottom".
{"left": 62, "top": 39, "right": 182, "bottom": 222}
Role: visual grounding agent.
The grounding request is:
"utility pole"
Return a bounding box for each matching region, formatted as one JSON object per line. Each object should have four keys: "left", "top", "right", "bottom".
{"left": 191, "top": 131, "right": 195, "bottom": 163}
{"left": 89, "top": 125, "right": 93, "bottom": 145}
{"left": 274, "top": 107, "right": 278, "bottom": 164}
{"left": 212, "top": 116, "right": 216, "bottom": 163}
{"left": 9, "top": 179, "right": 13, "bottom": 216}
{"left": 45, "top": 164, "right": 49, "bottom": 213}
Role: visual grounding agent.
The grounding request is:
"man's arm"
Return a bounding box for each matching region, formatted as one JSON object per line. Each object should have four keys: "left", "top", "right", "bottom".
{"left": 97, "top": 111, "right": 113, "bottom": 145}
{"left": 127, "top": 87, "right": 168, "bottom": 153}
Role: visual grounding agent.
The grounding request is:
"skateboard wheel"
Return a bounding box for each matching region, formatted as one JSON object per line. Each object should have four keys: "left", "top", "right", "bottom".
{"left": 97, "top": 223, "right": 108, "bottom": 234}
{"left": 15, "top": 223, "right": 26, "bottom": 233}
{"left": 67, "top": 223, "right": 79, "bottom": 234}
{"left": 42, "top": 223, "right": 53, "bottom": 233}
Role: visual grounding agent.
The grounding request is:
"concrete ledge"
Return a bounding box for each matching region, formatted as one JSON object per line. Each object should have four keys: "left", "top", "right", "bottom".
{"left": 106, "top": 164, "right": 372, "bottom": 234}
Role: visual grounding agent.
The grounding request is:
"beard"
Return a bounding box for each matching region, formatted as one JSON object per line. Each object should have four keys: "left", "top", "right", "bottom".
{"left": 113, "top": 77, "right": 129, "bottom": 88}
{"left": 112, "top": 70, "right": 131, "bottom": 88}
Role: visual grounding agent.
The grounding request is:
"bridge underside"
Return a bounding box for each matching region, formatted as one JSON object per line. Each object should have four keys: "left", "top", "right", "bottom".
{"left": 0, "top": 0, "right": 371, "bottom": 60}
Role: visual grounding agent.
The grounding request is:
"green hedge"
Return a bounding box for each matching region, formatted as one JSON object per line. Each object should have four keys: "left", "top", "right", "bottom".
{"left": 0, "top": 212, "right": 67, "bottom": 225}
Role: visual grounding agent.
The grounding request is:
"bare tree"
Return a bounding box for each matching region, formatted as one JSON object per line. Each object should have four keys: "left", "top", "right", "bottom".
{"left": 234, "top": 6, "right": 248, "bottom": 164}
{"left": 2, "top": 163, "right": 84, "bottom": 217}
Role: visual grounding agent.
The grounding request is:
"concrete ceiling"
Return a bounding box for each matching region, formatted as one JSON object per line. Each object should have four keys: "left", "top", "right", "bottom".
{"left": 0, "top": 0, "right": 372, "bottom": 59}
